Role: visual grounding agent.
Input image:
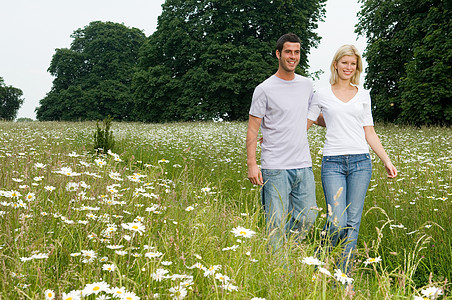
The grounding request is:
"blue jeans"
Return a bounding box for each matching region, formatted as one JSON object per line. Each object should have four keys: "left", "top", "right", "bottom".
{"left": 320, "top": 154, "right": 372, "bottom": 273}
{"left": 261, "top": 167, "right": 318, "bottom": 251}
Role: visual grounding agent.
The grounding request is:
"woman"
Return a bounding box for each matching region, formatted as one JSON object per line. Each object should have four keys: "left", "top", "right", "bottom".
{"left": 307, "top": 45, "right": 397, "bottom": 274}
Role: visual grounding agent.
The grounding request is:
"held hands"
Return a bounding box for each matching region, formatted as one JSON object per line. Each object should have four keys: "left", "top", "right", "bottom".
{"left": 384, "top": 161, "right": 398, "bottom": 178}
{"left": 248, "top": 164, "right": 263, "bottom": 186}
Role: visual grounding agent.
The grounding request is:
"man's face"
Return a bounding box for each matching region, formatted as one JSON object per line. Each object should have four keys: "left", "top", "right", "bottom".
{"left": 276, "top": 42, "right": 300, "bottom": 73}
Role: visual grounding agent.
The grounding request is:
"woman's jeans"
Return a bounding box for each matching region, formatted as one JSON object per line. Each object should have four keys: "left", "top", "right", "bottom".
{"left": 261, "top": 167, "right": 318, "bottom": 252}
{"left": 320, "top": 154, "right": 372, "bottom": 273}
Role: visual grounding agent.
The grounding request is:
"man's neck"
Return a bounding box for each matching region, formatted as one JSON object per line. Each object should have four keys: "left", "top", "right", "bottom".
{"left": 275, "top": 70, "right": 295, "bottom": 81}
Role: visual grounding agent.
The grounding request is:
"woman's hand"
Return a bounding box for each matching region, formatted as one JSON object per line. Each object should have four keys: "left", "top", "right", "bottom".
{"left": 384, "top": 161, "right": 398, "bottom": 178}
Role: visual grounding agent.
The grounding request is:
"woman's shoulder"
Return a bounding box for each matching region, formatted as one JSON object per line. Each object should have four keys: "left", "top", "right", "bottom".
{"left": 356, "top": 86, "right": 371, "bottom": 100}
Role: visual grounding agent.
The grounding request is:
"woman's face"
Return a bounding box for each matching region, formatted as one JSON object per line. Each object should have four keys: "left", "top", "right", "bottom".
{"left": 334, "top": 55, "right": 357, "bottom": 81}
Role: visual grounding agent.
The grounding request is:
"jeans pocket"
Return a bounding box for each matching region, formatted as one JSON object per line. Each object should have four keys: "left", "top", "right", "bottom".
{"left": 262, "top": 169, "right": 283, "bottom": 178}
{"left": 357, "top": 155, "right": 372, "bottom": 171}
{"left": 321, "top": 158, "right": 340, "bottom": 174}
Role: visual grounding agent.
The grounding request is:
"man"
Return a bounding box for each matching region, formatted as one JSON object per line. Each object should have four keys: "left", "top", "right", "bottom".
{"left": 246, "top": 33, "right": 318, "bottom": 251}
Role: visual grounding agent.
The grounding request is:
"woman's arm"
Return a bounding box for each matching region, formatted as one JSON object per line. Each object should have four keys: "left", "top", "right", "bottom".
{"left": 364, "top": 126, "right": 397, "bottom": 178}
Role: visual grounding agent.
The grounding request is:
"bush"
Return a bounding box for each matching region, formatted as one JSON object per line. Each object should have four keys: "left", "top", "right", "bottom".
{"left": 93, "top": 115, "right": 115, "bottom": 154}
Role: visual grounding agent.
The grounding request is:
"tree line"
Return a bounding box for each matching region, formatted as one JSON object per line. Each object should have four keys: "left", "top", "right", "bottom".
{"left": 28, "top": 0, "right": 451, "bottom": 125}
{"left": 0, "top": 77, "right": 23, "bottom": 120}
{"left": 36, "top": 0, "right": 327, "bottom": 122}
{"left": 356, "top": 0, "right": 451, "bottom": 126}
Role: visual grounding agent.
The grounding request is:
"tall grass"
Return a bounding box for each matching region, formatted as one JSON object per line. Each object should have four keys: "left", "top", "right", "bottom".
{"left": 0, "top": 121, "right": 449, "bottom": 299}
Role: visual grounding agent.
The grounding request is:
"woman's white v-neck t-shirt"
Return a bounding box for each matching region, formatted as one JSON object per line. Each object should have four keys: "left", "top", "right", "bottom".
{"left": 307, "top": 86, "right": 374, "bottom": 156}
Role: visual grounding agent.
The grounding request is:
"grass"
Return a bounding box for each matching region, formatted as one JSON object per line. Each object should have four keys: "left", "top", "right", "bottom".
{"left": 0, "top": 121, "right": 450, "bottom": 299}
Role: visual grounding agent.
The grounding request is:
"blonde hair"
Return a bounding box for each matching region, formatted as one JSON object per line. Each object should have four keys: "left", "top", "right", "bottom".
{"left": 329, "top": 45, "right": 363, "bottom": 85}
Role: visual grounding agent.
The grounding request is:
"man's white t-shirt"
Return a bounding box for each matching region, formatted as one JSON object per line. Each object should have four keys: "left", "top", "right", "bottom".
{"left": 249, "top": 74, "right": 313, "bottom": 169}
{"left": 307, "top": 86, "right": 374, "bottom": 156}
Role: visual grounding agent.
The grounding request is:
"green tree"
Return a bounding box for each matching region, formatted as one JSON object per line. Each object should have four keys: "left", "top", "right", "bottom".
{"left": 36, "top": 21, "right": 146, "bottom": 121}
{"left": 134, "top": 0, "right": 326, "bottom": 122}
{"left": 0, "top": 77, "right": 24, "bottom": 120}
{"left": 356, "top": 0, "right": 451, "bottom": 126}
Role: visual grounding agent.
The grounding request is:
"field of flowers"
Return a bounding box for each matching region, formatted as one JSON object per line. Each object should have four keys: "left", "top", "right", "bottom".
{"left": 0, "top": 121, "right": 450, "bottom": 299}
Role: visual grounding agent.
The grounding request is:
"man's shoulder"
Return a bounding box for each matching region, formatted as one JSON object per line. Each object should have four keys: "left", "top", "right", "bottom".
{"left": 256, "top": 75, "right": 277, "bottom": 88}
{"left": 294, "top": 74, "right": 312, "bottom": 83}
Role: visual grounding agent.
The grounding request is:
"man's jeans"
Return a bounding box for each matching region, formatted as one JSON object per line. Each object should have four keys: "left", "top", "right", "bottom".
{"left": 320, "top": 154, "right": 372, "bottom": 273}
{"left": 261, "top": 167, "right": 318, "bottom": 251}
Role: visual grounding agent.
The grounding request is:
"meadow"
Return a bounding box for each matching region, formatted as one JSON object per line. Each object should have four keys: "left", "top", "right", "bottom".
{"left": 0, "top": 121, "right": 450, "bottom": 299}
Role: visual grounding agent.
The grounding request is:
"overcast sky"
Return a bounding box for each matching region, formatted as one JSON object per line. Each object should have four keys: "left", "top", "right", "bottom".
{"left": 0, "top": 0, "right": 366, "bottom": 120}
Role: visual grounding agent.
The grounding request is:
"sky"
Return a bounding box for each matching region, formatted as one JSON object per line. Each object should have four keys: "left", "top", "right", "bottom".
{"left": 0, "top": 0, "right": 366, "bottom": 120}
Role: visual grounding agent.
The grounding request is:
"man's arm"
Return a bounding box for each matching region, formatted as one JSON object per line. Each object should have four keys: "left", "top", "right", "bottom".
{"left": 246, "top": 115, "right": 263, "bottom": 185}
{"left": 307, "top": 114, "right": 325, "bottom": 130}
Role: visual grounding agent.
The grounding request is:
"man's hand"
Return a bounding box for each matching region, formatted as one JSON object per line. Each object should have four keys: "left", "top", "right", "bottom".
{"left": 248, "top": 164, "right": 263, "bottom": 186}
{"left": 246, "top": 115, "right": 263, "bottom": 185}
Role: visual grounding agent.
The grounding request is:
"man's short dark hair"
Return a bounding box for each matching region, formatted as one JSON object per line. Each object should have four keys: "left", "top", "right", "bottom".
{"left": 276, "top": 33, "right": 301, "bottom": 53}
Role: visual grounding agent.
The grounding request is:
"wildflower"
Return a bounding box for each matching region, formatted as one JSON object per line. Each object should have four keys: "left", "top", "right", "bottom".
{"left": 201, "top": 187, "right": 211, "bottom": 193}
{"left": 169, "top": 285, "right": 187, "bottom": 300}
{"left": 185, "top": 206, "right": 194, "bottom": 211}
{"left": 215, "top": 273, "right": 230, "bottom": 283}
{"left": 161, "top": 261, "right": 173, "bottom": 266}
{"left": 301, "top": 256, "right": 324, "bottom": 266}
{"left": 34, "top": 162, "right": 46, "bottom": 168}
{"left": 81, "top": 281, "right": 110, "bottom": 296}
{"left": 187, "top": 262, "right": 204, "bottom": 270}
{"left": 44, "top": 289, "right": 55, "bottom": 299}
{"left": 81, "top": 250, "right": 97, "bottom": 263}
{"left": 158, "top": 159, "right": 169, "bottom": 163}
{"left": 364, "top": 256, "right": 382, "bottom": 266}
{"left": 66, "top": 182, "right": 79, "bottom": 192}
{"left": 151, "top": 268, "right": 169, "bottom": 281}
{"left": 25, "top": 193, "right": 35, "bottom": 201}
{"left": 44, "top": 186, "right": 56, "bottom": 192}
{"left": 231, "top": 226, "right": 256, "bottom": 238}
{"left": 107, "top": 244, "right": 124, "bottom": 250}
{"left": 222, "top": 245, "right": 240, "bottom": 251}
{"left": 220, "top": 283, "right": 238, "bottom": 292}
{"left": 145, "top": 251, "right": 163, "bottom": 259}
{"left": 62, "top": 290, "right": 82, "bottom": 300}
{"left": 94, "top": 158, "right": 106, "bottom": 167}
{"left": 333, "top": 269, "right": 353, "bottom": 285}
{"left": 10, "top": 190, "right": 22, "bottom": 198}
{"left": 319, "top": 267, "right": 332, "bottom": 276}
{"left": 102, "top": 263, "right": 116, "bottom": 272}
{"left": 122, "top": 291, "right": 140, "bottom": 300}
{"left": 56, "top": 167, "right": 81, "bottom": 177}
{"left": 204, "top": 265, "right": 221, "bottom": 277}
{"left": 115, "top": 250, "right": 128, "bottom": 256}
{"left": 421, "top": 286, "right": 443, "bottom": 299}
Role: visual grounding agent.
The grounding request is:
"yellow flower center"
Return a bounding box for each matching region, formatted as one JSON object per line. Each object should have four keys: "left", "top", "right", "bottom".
{"left": 48, "top": 293, "right": 53, "bottom": 297}
{"left": 132, "top": 225, "right": 139, "bottom": 230}
{"left": 240, "top": 231, "right": 246, "bottom": 235}
{"left": 93, "top": 286, "right": 100, "bottom": 291}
